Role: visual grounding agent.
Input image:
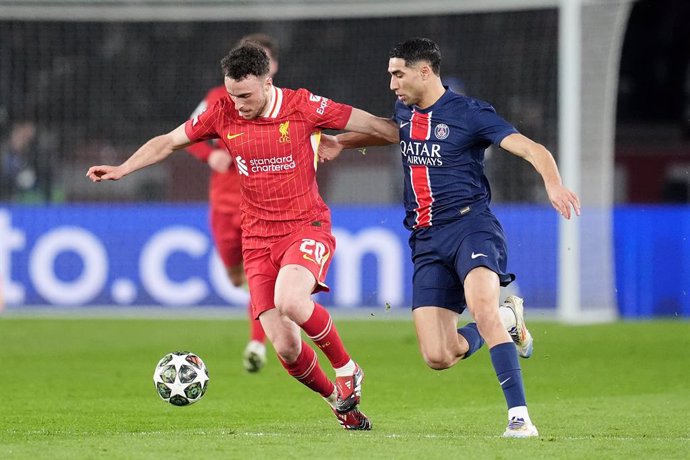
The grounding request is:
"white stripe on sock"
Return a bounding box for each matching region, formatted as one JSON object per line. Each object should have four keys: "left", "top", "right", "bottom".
{"left": 308, "top": 316, "right": 333, "bottom": 342}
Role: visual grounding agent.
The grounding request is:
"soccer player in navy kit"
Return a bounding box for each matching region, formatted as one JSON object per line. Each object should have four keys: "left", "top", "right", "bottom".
{"left": 319, "top": 37, "right": 581, "bottom": 437}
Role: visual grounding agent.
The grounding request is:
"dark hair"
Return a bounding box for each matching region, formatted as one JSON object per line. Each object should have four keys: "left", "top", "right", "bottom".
{"left": 389, "top": 37, "right": 441, "bottom": 75}
{"left": 220, "top": 45, "right": 270, "bottom": 81}
{"left": 236, "top": 33, "right": 279, "bottom": 60}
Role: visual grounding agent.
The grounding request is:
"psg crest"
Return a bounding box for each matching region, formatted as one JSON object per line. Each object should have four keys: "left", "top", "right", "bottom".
{"left": 434, "top": 123, "right": 450, "bottom": 140}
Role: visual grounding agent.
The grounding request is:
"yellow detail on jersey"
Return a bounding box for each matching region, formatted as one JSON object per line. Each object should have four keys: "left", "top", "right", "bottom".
{"left": 302, "top": 254, "right": 318, "bottom": 264}
{"left": 279, "top": 121, "right": 290, "bottom": 143}
{"left": 226, "top": 132, "right": 244, "bottom": 140}
{"left": 310, "top": 131, "right": 322, "bottom": 170}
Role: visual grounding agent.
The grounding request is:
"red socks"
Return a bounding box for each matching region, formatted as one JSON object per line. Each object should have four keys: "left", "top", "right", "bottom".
{"left": 278, "top": 342, "right": 335, "bottom": 397}
{"left": 300, "top": 303, "right": 350, "bottom": 369}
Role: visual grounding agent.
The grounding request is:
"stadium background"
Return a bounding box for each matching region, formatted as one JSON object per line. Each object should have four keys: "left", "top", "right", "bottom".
{"left": 1, "top": 2, "right": 689, "bottom": 459}
{"left": 0, "top": 0, "right": 689, "bottom": 318}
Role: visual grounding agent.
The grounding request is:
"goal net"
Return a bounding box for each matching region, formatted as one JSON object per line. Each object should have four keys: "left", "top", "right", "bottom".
{"left": 0, "top": 0, "right": 632, "bottom": 321}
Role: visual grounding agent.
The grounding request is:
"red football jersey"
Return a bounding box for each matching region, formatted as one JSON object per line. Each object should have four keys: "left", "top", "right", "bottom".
{"left": 184, "top": 86, "right": 353, "bottom": 249}
{"left": 186, "top": 86, "right": 241, "bottom": 213}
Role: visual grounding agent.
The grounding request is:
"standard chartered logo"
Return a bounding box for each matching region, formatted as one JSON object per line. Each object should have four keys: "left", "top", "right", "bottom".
{"left": 0, "top": 209, "right": 405, "bottom": 308}
{"left": 235, "top": 154, "right": 297, "bottom": 175}
{"left": 235, "top": 156, "right": 249, "bottom": 176}
{"left": 250, "top": 154, "right": 296, "bottom": 173}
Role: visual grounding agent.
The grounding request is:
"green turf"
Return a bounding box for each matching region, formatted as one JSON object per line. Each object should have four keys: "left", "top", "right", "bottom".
{"left": 0, "top": 316, "right": 688, "bottom": 459}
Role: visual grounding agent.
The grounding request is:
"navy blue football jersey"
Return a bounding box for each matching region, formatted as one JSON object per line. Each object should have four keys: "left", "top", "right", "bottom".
{"left": 393, "top": 88, "right": 518, "bottom": 230}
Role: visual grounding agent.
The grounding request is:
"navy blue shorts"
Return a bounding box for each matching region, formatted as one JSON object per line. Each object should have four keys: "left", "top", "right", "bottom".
{"left": 409, "top": 208, "right": 515, "bottom": 313}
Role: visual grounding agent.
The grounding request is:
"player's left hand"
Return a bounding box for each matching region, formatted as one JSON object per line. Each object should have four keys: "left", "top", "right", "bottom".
{"left": 547, "top": 184, "right": 581, "bottom": 219}
{"left": 318, "top": 134, "right": 344, "bottom": 163}
{"left": 208, "top": 149, "right": 232, "bottom": 173}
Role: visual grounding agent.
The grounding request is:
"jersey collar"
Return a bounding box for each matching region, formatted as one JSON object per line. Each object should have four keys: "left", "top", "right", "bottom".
{"left": 260, "top": 85, "right": 284, "bottom": 118}
{"left": 413, "top": 86, "right": 452, "bottom": 113}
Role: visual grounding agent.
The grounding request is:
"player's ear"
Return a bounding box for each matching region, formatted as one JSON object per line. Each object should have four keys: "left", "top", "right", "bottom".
{"left": 420, "top": 64, "right": 431, "bottom": 80}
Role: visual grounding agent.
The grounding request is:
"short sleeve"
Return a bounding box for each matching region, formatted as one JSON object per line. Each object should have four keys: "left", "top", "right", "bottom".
{"left": 184, "top": 99, "right": 223, "bottom": 143}
{"left": 467, "top": 105, "right": 518, "bottom": 146}
{"left": 299, "top": 89, "right": 353, "bottom": 130}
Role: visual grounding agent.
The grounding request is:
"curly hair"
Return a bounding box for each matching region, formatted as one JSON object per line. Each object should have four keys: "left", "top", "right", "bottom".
{"left": 220, "top": 45, "right": 270, "bottom": 81}
{"left": 236, "top": 33, "right": 278, "bottom": 60}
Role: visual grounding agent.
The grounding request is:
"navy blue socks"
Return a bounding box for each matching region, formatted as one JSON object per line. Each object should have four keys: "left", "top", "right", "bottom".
{"left": 457, "top": 322, "right": 484, "bottom": 359}
{"left": 489, "top": 342, "right": 527, "bottom": 408}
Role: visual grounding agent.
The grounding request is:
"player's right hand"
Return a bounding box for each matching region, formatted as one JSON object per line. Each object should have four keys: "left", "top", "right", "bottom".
{"left": 318, "top": 134, "right": 344, "bottom": 163}
{"left": 86, "top": 165, "right": 123, "bottom": 182}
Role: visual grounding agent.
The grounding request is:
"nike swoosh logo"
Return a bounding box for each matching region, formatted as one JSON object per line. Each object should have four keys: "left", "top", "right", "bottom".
{"left": 499, "top": 377, "right": 511, "bottom": 386}
{"left": 226, "top": 133, "right": 244, "bottom": 140}
{"left": 471, "top": 252, "right": 488, "bottom": 259}
{"left": 399, "top": 122, "right": 409, "bottom": 128}
{"left": 303, "top": 254, "right": 317, "bottom": 264}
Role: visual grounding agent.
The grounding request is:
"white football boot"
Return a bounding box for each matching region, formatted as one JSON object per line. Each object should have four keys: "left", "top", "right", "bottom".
{"left": 242, "top": 340, "right": 266, "bottom": 373}
{"left": 501, "top": 295, "right": 534, "bottom": 358}
{"left": 503, "top": 417, "right": 539, "bottom": 438}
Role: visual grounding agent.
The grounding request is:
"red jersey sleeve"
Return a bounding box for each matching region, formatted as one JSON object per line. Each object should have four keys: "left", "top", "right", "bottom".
{"left": 184, "top": 99, "right": 224, "bottom": 146}
{"left": 185, "top": 94, "right": 213, "bottom": 162}
{"left": 297, "top": 89, "right": 353, "bottom": 130}
{"left": 185, "top": 86, "right": 229, "bottom": 162}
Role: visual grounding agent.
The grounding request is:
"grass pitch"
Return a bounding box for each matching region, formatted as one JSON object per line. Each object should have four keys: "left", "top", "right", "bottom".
{"left": 0, "top": 315, "right": 688, "bottom": 459}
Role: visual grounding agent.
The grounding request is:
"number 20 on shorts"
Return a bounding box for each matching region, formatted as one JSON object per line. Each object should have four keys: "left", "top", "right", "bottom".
{"left": 300, "top": 238, "right": 327, "bottom": 266}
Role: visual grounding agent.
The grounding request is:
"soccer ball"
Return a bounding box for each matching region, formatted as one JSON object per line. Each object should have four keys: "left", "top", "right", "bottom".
{"left": 153, "top": 351, "right": 209, "bottom": 406}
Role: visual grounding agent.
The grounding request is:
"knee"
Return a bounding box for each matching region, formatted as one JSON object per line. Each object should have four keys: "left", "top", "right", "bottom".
{"left": 421, "top": 350, "right": 456, "bottom": 370}
{"left": 271, "top": 334, "right": 302, "bottom": 363}
{"left": 470, "top": 296, "right": 502, "bottom": 326}
{"left": 274, "top": 292, "right": 310, "bottom": 319}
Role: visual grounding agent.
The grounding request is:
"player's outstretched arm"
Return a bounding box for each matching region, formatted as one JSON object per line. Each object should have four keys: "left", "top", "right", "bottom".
{"left": 318, "top": 109, "right": 398, "bottom": 163}
{"left": 343, "top": 108, "right": 399, "bottom": 145}
{"left": 500, "top": 133, "right": 581, "bottom": 219}
{"left": 86, "top": 123, "right": 192, "bottom": 182}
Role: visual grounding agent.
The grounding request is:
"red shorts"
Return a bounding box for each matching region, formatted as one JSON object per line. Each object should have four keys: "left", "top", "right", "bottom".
{"left": 243, "top": 228, "right": 336, "bottom": 319}
{"left": 210, "top": 208, "right": 243, "bottom": 267}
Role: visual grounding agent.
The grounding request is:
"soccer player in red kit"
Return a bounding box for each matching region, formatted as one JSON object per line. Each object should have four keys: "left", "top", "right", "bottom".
{"left": 186, "top": 34, "right": 279, "bottom": 373}
{"left": 87, "top": 44, "right": 398, "bottom": 430}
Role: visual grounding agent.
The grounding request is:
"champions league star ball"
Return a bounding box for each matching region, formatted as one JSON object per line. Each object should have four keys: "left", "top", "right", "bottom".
{"left": 153, "top": 351, "right": 209, "bottom": 406}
